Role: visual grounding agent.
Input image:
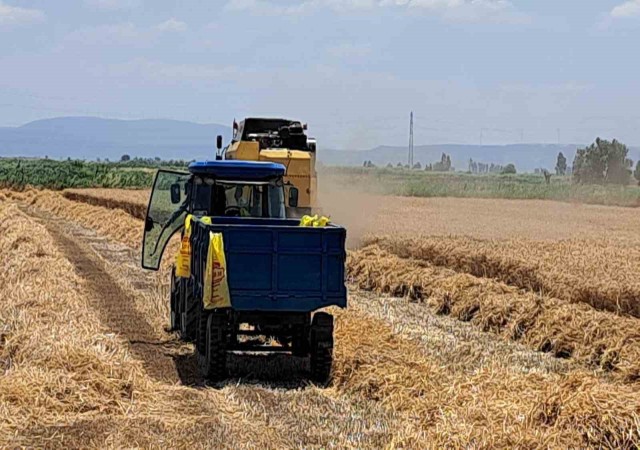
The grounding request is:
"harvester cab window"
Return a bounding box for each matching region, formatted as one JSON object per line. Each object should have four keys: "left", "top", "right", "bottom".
{"left": 237, "top": 118, "right": 311, "bottom": 151}
{"left": 142, "top": 169, "right": 190, "bottom": 270}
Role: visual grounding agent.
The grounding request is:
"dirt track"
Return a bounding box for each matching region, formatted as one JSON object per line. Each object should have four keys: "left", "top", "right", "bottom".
{"left": 23, "top": 204, "right": 192, "bottom": 384}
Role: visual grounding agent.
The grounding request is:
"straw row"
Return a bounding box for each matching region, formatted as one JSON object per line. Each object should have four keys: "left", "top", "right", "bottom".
{"left": 348, "top": 244, "right": 640, "bottom": 383}
{"left": 366, "top": 235, "right": 640, "bottom": 318}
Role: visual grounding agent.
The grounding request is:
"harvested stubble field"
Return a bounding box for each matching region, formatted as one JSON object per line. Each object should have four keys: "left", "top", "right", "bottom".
{"left": 61, "top": 187, "right": 640, "bottom": 317}
{"left": 1, "top": 187, "right": 639, "bottom": 448}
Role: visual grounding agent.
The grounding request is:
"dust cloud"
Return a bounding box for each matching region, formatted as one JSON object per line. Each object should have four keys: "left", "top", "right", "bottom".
{"left": 317, "top": 172, "right": 383, "bottom": 248}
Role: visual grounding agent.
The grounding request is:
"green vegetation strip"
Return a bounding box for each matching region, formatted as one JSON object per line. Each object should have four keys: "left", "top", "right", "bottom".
{"left": 322, "top": 167, "right": 640, "bottom": 207}
{"left": 0, "top": 159, "right": 155, "bottom": 190}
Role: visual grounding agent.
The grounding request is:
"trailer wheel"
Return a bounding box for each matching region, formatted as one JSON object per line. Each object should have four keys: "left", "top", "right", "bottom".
{"left": 310, "top": 312, "right": 334, "bottom": 385}
{"left": 292, "top": 325, "right": 310, "bottom": 357}
{"left": 179, "top": 280, "right": 199, "bottom": 341}
{"left": 199, "top": 312, "right": 228, "bottom": 382}
{"left": 169, "top": 267, "right": 179, "bottom": 331}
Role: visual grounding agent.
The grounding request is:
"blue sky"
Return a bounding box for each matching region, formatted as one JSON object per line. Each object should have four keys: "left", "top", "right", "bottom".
{"left": 1, "top": 0, "right": 639, "bottom": 148}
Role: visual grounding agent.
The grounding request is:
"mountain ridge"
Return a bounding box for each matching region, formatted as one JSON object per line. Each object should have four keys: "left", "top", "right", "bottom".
{"left": 1, "top": 117, "right": 638, "bottom": 172}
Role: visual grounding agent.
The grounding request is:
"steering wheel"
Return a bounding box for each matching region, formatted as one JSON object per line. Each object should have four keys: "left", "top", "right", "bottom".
{"left": 224, "top": 206, "right": 242, "bottom": 217}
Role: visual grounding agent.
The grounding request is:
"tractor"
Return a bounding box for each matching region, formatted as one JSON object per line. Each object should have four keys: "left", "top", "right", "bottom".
{"left": 141, "top": 141, "right": 346, "bottom": 383}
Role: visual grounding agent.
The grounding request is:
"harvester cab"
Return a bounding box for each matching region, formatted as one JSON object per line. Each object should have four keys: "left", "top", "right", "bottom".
{"left": 222, "top": 117, "right": 318, "bottom": 217}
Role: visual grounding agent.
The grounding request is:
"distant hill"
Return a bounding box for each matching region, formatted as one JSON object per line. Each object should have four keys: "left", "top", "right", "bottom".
{"left": 0, "top": 117, "right": 232, "bottom": 161}
{"left": 1, "top": 117, "right": 638, "bottom": 172}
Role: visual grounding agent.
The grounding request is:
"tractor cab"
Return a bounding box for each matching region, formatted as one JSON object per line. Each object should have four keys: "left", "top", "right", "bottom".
{"left": 142, "top": 160, "right": 298, "bottom": 270}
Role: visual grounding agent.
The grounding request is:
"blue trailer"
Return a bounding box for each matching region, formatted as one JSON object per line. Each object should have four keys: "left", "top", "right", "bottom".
{"left": 141, "top": 156, "right": 347, "bottom": 383}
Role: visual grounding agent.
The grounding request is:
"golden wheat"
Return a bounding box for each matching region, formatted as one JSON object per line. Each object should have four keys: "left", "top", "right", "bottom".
{"left": 4, "top": 188, "right": 640, "bottom": 447}
{"left": 348, "top": 244, "right": 640, "bottom": 383}
{"left": 0, "top": 199, "right": 305, "bottom": 448}
{"left": 333, "top": 309, "right": 640, "bottom": 448}
{"left": 367, "top": 234, "right": 640, "bottom": 318}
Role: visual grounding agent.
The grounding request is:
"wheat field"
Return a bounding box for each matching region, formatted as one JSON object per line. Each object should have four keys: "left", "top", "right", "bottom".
{"left": 1, "top": 187, "right": 639, "bottom": 448}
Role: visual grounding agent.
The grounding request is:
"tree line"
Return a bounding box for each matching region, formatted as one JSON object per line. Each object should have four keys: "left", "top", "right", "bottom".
{"left": 363, "top": 137, "right": 640, "bottom": 187}
{"left": 555, "top": 138, "right": 640, "bottom": 186}
{"left": 366, "top": 153, "right": 455, "bottom": 171}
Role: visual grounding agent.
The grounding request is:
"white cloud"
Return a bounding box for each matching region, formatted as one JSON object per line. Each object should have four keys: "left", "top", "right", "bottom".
{"left": 62, "top": 23, "right": 140, "bottom": 46}
{"left": 155, "top": 18, "right": 188, "bottom": 33}
{"left": 226, "top": 0, "right": 375, "bottom": 15}
{"left": 61, "top": 19, "right": 189, "bottom": 48}
{"left": 98, "top": 59, "right": 240, "bottom": 83}
{"left": 84, "top": 0, "right": 140, "bottom": 10}
{"left": 611, "top": 0, "right": 640, "bottom": 18}
{"left": 327, "top": 42, "right": 372, "bottom": 59}
{"left": 407, "top": 0, "right": 528, "bottom": 24}
{"left": 225, "top": 0, "right": 527, "bottom": 22}
{"left": 0, "top": 1, "right": 45, "bottom": 27}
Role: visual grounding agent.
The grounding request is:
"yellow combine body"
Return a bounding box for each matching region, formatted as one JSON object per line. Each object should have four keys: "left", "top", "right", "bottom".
{"left": 223, "top": 118, "right": 318, "bottom": 216}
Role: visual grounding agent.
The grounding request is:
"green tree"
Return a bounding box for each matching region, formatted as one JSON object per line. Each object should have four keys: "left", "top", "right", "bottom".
{"left": 121, "top": 154, "right": 131, "bottom": 162}
{"left": 634, "top": 161, "right": 640, "bottom": 185}
{"left": 555, "top": 152, "right": 567, "bottom": 175}
{"left": 501, "top": 163, "right": 517, "bottom": 174}
{"left": 433, "top": 153, "right": 452, "bottom": 172}
{"left": 573, "top": 138, "right": 632, "bottom": 185}
{"left": 606, "top": 140, "right": 633, "bottom": 184}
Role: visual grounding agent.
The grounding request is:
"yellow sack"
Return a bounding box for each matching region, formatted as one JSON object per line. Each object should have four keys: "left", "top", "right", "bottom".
{"left": 203, "top": 232, "right": 231, "bottom": 310}
{"left": 175, "top": 214, "right": 193, "bottom": 278}
{"left": 299, "top": 214, "right": 330, "bottom": 227}
{"left": 299, "top": 214, "right": 316, "bottom": 227}
{"left": 313, "top": 216, "right": 330, "bottom": 227}
{"left": 175, "top": 216, "right": 213, "bottom": 278}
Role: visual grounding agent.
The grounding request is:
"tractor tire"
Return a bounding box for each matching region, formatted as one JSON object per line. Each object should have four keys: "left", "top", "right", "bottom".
{"left": 310, "top": 312, "right": 334, "bottom": 385}
{"left": 169, "top": 267, "right": 179, "bottom": 331}
{"left": 196, "top": 308, "right": 208, "bottom": 355}
{"left": 179, "top": 280, "right": 199, "bottom": 342}
{"left": 199, "top": 312, "right": 228, "bottom": 382}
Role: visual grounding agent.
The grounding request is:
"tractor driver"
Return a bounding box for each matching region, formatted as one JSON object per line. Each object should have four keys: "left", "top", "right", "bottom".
{"left": 211, "top": 184, "right": 252, "bottom": 217}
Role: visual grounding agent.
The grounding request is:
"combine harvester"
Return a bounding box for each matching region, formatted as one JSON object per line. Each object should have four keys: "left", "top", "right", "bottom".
{"left": 141, "top": 138, "right": 346, "bottom": 383}
{"left": 222, "top": 118, "right": 318, "bottom": 217}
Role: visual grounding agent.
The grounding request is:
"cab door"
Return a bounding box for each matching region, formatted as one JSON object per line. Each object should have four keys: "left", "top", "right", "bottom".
{"left": 142, "top": 170, "right": 190, "bottom": 270}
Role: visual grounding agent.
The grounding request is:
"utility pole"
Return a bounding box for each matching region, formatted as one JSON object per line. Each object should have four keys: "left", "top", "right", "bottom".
{"left": 408, "top": 111, "right": 414, "bottom": 168}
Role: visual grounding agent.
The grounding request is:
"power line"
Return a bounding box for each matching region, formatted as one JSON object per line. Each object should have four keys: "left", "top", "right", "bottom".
{"left": 408, "top": 111, "right": 414, "bottom": 167}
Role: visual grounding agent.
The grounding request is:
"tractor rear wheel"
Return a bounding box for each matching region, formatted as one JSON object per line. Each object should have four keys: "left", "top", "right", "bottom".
{"left": 199, "top": 312, "right": 228, "bottom": 382}
{"left": 179, "top": 280, "right": 199, "bottom": 341}
{"left": 310, "top": 312, "right": 334, "bottom": 385}
{"left": 169, "top": 267, "right": 179, "bottom": 331}
{"left": 196, "top": 308, "right": 208, "bottom": 355}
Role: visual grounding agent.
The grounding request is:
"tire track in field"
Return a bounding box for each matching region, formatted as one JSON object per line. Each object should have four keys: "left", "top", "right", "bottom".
{"left": 21, "top": 204, "right": 189, "bottom": 384}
